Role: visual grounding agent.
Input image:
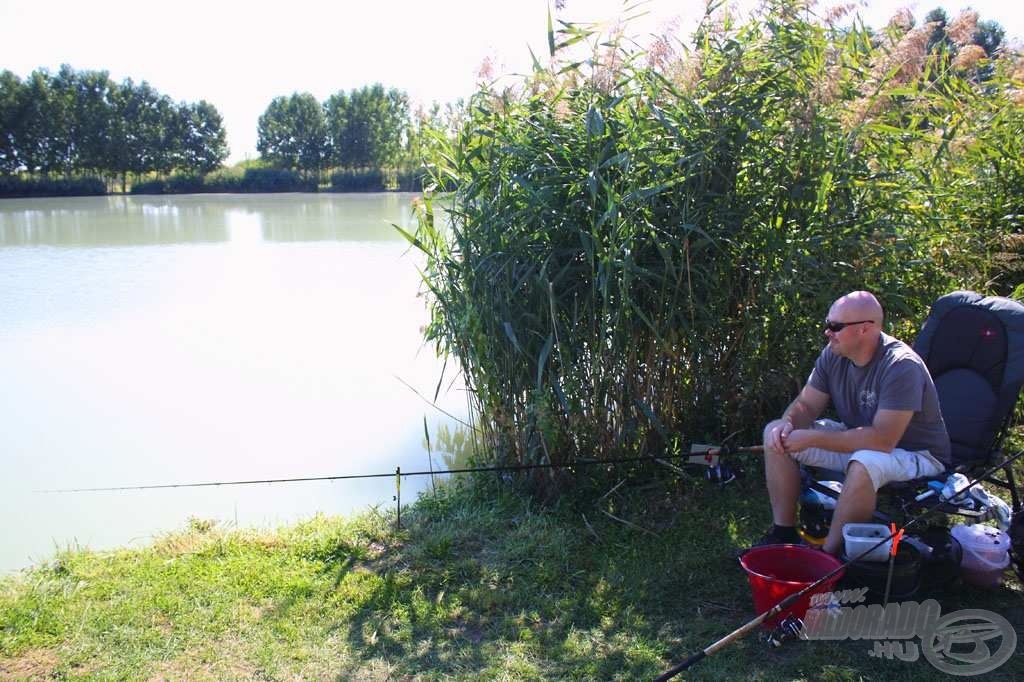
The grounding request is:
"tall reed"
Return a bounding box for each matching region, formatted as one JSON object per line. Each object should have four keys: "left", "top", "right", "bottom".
{"left": 404, "top": 1, "right": 1023, "bottom": 490}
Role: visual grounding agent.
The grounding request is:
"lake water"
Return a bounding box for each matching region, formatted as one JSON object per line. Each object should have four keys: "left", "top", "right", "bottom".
{"left": 0, "top": 193, "right": 470, "bottom": 573}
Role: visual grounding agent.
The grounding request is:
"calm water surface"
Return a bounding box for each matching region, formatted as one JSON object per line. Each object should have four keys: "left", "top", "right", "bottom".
{"left": 0, "top": 193, "right": 468, "bottom": 573}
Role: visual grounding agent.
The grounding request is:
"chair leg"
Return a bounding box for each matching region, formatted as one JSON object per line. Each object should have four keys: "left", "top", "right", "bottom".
{"left": 1003, "top": 460, "right": 1021, "bottom": 513}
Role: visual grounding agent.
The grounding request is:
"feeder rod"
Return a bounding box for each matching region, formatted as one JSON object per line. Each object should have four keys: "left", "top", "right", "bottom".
{"left": 654, "top": 552, "right": 851, "bottom": 682}
{"left": 654, "top": 447, "right": 1024, "bottom": 681}
{"left": 654, "top": 590, "right": 806, "bottom": 681}
{"left": 691, "top": 444, "right": 764, "bottom": 456}
{"left": 881, "top": 522, "right": 904, "bottom": 609}
{"left": 882, "top": 546, "right": 896, "bottom": 608}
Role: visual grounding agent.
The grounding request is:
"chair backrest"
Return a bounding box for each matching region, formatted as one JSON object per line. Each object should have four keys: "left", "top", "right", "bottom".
{"left": 913, "top": 291, "right": 1024, "bottom": 467}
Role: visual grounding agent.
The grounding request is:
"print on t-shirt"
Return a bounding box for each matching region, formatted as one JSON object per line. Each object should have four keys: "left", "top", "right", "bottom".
{"left": 859, "top": 388, "right": 878, "bottom": 411}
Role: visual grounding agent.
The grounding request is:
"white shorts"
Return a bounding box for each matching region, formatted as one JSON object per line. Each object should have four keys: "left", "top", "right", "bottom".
{"left": 790, "top": 419, "right": 946, "bottom": 491}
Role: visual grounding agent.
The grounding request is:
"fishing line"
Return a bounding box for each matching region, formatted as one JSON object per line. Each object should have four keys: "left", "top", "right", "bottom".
{"left": 36, "top": 445, "right": 762, "bottom": 493}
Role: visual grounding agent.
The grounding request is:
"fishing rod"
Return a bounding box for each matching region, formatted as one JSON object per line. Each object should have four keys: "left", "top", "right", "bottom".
{"left": 36, "top": 444, "right": 764, "bottom": 494}
{"left": 653, "top": 447, "right": 1024, "bottom": 682}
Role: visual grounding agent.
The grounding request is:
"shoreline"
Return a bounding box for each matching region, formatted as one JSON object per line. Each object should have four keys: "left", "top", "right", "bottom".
{"left": 3, "top": 476, "right": 1021, "bottom": 679}
{"left": 0, "top": 188, "right": 425, "bottom": 200}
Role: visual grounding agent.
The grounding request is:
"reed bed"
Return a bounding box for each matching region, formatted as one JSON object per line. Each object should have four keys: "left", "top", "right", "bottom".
{"left": 404, "top": 1, "right": 1024, "bottom": 490}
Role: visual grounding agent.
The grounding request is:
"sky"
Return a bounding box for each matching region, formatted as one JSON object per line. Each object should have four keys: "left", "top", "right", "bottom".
{"left": 1, "top": 1, "right": 1022, "bottom": 165}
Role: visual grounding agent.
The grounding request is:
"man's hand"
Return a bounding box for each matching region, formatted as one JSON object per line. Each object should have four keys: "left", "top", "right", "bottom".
{"left": 783, "top": 428, "right": 819, "bottom": 454}
{"left": 784, "top": 410, "right": 914, "bottom": 455}
{"left": 767, "top": 420, "right": 793, "bottom": 453}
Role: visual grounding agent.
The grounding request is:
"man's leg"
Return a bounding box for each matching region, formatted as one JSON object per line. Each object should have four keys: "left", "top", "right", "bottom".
{"left": 822, "top": 460, "right": 876, "bottom": 555}
{"left": 763, "top": 419, "right": 801, "bottom": 527}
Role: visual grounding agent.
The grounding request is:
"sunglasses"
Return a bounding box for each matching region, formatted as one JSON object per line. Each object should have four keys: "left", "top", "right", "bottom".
{"left": 823, "top": 317, "right": 872, "bottom": 329}
{"left": 824, "top": 319, "right": 874, "bottom": 333}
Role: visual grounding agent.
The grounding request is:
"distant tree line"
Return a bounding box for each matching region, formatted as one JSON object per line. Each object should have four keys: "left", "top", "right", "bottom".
{"left": 256, "top": 84, "right": 456, "bottom": 190}
{"left": 124, "top": 84, "right": 460, "bottom": 195}
{"left": 1, "top": 65, "right": 459, "bottom": 196}
{"left": 257, "top": 84, "right": 406, "bottom": 176}
{"left": 0, "top": 65, "right": 228, "bottom": 192}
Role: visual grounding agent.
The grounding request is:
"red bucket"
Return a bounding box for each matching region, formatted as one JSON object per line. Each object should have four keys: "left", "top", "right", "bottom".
{"left": 739, "top": 545, "right": 845, "bottom": 627}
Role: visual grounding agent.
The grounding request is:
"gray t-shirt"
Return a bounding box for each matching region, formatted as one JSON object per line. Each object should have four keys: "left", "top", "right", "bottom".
{"left": 808, "top": 332, "right": 951, "bottom": 464}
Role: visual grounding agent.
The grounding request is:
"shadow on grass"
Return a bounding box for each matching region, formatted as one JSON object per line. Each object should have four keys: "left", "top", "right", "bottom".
{"left": 266, "top": 464, "right": 1024, "bottom": 680}
{"left": 314, "top": 473, "right": 767, "bottom": 679}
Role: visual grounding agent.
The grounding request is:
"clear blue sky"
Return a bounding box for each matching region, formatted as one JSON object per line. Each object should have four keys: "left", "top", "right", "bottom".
{"left": 1, "top": 1, "right": 1021, "bottom": 164}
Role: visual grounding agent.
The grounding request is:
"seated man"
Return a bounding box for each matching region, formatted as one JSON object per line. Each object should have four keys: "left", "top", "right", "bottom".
{"left": 759, "top": 291, "right": 950, "bottom": 555}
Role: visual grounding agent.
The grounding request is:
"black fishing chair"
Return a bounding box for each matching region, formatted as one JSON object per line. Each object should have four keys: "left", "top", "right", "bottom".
{"left": 801, "top": 290, "right": 1024, "bottom": 577}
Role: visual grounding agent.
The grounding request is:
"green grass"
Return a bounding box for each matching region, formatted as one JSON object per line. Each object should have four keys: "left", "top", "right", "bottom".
{"left": 2, "top": 470, "right": 1022, "bottom": 680}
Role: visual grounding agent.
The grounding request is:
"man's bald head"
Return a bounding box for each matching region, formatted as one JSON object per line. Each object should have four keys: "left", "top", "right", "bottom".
{"left": 824, "top": 291, "right": 884, "bottom": 364}
{"left": 830, "top": 291, "right": 884, "bottom": 326}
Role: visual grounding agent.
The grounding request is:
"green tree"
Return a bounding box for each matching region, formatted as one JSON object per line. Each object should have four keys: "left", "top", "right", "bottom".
{"left": 1, "top": 65, "right": 227, "bottom": 188}
{"left": 107, "top": 79, "right": 167, "bottom": 191}
{"left": 16, "top": 70, "right": 61, "bottom": 175}
{"left": 150, "top": 93, "right": 180, "bottom": 177}
{"left": 0, "top": 70, "right": 24, "bottom": 174}
{"left": 71, "top": 68, "right": 117, "bottom": 176}
{"left": 326, "top": 84, "right": 409, "bottom": 169}
{"left": 179, "top": 100, "right": 228, "bottom": 175}
{"left": 47, "top": 65, "right": 83, "bottom": 176}
{"left": 324, "top": 90, "right": 351, "bottom": 167}
{"left": 23, "top": 64, "right": 115, "bottom": 177}
{"left": 257, "top": 92, "right": 328, "bottom": 177}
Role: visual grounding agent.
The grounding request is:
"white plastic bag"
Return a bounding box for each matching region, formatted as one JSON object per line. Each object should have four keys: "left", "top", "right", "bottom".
{"left": 941, "top": 473, "right": 974, "bottom": 508}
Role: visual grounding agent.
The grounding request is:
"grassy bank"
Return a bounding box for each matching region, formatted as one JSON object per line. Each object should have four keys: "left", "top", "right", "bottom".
{"left": 2, "top": 470, "right": 1022, "bottom": 680}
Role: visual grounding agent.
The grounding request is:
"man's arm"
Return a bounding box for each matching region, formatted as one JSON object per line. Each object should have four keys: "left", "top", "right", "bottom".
{"left": 784, "top": 385, "right": 830, "bottom": 429}
{"left": 784, "top": 408, "right": 913, "bottom": 454}
{"left": 767, "top": 385, "right": 830, "bottom": 453}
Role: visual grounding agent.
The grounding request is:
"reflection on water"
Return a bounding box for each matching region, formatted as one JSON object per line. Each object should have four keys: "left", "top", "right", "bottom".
{"left": 0, "top": 196, "right": 228, "bottom": 246}
{"left": 0, "top": 192, "right": 466, "bottom": 573}
{"left": 427, "top": 423, "right": 485, "bottom": 473}
{"left": 0, "top": 193, "right": 414, "bottom": 247}
{"left": 419, "top": 424, "right": 486, "bottom": 494}
{"left": 259, "top": 193, "right": 415, "bottom": 242}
